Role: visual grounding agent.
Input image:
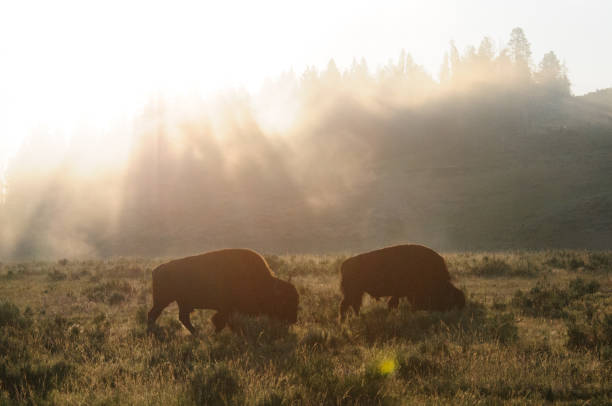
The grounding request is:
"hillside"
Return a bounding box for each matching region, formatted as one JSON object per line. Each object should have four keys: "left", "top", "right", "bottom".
{"left": 109, "top": 89, "right": 612, "bottom": 254}
{"left": 579, "top": 88, "right": 612, "bottom": 110}
{"left": 290, "top": 91, "right": 612, "bottom": 252}
{"left": 2, "top": 71, "right": 612, "bottom": 258}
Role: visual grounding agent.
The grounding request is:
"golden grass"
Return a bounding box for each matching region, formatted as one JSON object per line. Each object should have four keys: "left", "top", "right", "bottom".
{"left": 0, "top": 250, "right": 610, "bottom": 405}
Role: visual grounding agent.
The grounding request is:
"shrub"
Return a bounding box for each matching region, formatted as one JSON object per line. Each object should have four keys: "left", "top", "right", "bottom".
{"left": 333, "top": 365, "right": 392, "bottom": 406}
{"left": 47, "top": 269, "right": 67, "bottom": 281}
{"left": 106, "top": 265, "right": 144, "bottom": 279}
{"left": 74, "top": 312, "right": 112, "bottom": 355}
{"left": 230, "top": 314, "right": 292, "bottom": 345}
{"left": 568, "top": 278, "right": 600, "bottom": 299}
{"left": 189, "top": 363, "right": 243, "bottom": 405}
{"left": 294, "top": 354, "right": 394, "bottom": 405}
{"left": 512, "top": 278, "right": 600, "bottom": 319}
{"left": 545, "top": 251, "right": 612, "bottom": 273}
{"left": 38, "top": 315, "right": 72, "bottom": 354}
{"left": 481, "top": 312, "right": 519, "bottom": 344}
{"left": 135, "top": 305, "right": 148, "bottom": 325}
{"left": 0, "top": 301, "right": 30, "bottom": 330}
{"left": 108, "top": 292, "right": 126, "bottom": 305}
{"left": 469, "top": 255, "right": 538, "bottom": 278}
{"left": 469, "top": 256, "right": 512, "bottom": 277}
{"left": 299, "top": 328, "right": 332, "bottom": 351}
{"left": 0, "top": 358, "right": 72, "bottom": 400}
{"left": 588, "top": 252, "right": 612, "bottom": 272}
{"left": 397, "top": 354, "right": 441, "bottom": 379}
{"left": 70, "top": 269, "right": 91, "bottom": 280}
{"left": 147, "top": 318, "right": 184, "bottom": 342}
{"left": 566, "top": 313, "right": 612, "bottom": 352}
{"left": 0, "top": 334, "right": 32, "bottom": 365}
{"left": 512, "top": 284, "right": 569, "bottom": 319}
{"left": 84, "top": 280, "right": 134, "bottom": 304}
{"left": 566, "top": 322, "right": 593, "bottom": 349}
{"left": 256, "top": 392, "right": 293, "bottom": 406}
{"left": 569, "top": 257, "right": 585, "bottom": 270}
{"left": 265, "top": 254, "right": 344, "bottom": 279}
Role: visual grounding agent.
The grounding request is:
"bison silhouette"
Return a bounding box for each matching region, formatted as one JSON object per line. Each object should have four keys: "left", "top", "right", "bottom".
{"left": 339, "top": 244, "right": 465, "bottom": 320}
{"left": 147, "top": 249, "right": 298, "bottom": 335}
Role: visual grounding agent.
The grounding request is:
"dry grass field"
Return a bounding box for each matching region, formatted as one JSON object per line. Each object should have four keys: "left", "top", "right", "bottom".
{"left": 1, "top": 250, "right": 611, "bottom": 405}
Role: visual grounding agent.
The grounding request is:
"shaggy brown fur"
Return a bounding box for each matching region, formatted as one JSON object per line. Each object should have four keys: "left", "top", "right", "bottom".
{"left": 339, "top": 244, "right": 465, "bottom": 320}
{"left": 147, "top": 249, "right": 299, "bottom": 335}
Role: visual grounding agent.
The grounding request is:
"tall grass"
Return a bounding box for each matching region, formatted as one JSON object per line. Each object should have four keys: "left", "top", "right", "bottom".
{"left": 0, "top": 250, "right": 610, "bottom": 404}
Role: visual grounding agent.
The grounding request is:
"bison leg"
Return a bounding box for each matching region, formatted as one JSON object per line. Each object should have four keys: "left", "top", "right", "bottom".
{"left": 351, "top": 301, "right": 362, "bottom": 316}
{"left": 339, "top": 298, "right": 350, "bottom": 321}
{"left": 178, "top": 305, "right": 197, "bottom": 335}
{"left": 211, "top": 311, "right": 229, "bottom": 332}
{"left": 340, "top": 291, "right": 364, "bottom": 321}
{"left": 147, "top": 304, "right": 167, "bottom": 332}
{"left": 387, "top": 296, "right": 399, "bottom": 309}
{"left": 339, "top": 297, "right": 362, "bottom": 322}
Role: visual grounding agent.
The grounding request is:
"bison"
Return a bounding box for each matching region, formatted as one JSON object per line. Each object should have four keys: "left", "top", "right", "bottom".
{"left": 339, "top": 244, "right": 465, "bottom": 320}
{"left": 147, "top": 249, "right": 299, "bottom": 335}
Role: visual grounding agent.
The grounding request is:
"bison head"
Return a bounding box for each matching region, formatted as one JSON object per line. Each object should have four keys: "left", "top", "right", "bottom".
{"left": 269, "top": 278, "right": 299, "bottom": 324}
{"left": 451, "top": 285, "right": 466, "bottom": 309}
{"left": 422, "top": 281, "right": 466, "bottom": 312}
{"left": 442, "top": 282, "right": 466, "bottom": 310}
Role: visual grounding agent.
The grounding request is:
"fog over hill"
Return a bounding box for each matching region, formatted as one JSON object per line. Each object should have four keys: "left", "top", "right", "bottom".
{"left": 1, "top": 29, "right": 612, "bottom": 259}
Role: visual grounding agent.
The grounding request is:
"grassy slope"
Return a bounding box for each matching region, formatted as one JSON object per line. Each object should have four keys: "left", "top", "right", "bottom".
{"left": 3, "top": 90, "right": 611, "bottom": 259}
{"left": 347, "top": 93, "right": 612, "bottom": 252}
{"left": 1, "top": 250, "right": 611, "bottom": 405}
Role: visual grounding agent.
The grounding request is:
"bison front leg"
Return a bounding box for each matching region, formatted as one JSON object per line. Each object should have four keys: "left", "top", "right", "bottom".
{"left": 178, "top": 304, "right": 197, "bottom": 335}
{"left": 147, "top": 304, "right": 165, "bottom": 333}
{"left": 339, "top": 299, "right": 351, "bottom": 322}
{"left": 339, "top": 295, "right": 362, "bottom": 321}
{"left": 387, "top": 296, "right": 399, "bottom": 309}
{"left": 211, "top": 311, "right": 229, "bottom": 332}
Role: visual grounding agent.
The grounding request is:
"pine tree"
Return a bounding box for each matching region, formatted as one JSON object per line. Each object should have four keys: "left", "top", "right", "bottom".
{"left": 535, "top": 51, "right": 570, "bottom": 95}
{"left": 478, "top": 37, "right": 495, "bottom": 61}
{"left": 508, "top": 27, "right": 532, "bottom": 80}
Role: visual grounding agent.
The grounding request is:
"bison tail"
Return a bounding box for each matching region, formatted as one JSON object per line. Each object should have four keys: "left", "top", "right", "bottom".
{"left": 339, "top": 263, "right": 350, "bottom": 293}
{"left": 150, "top": 265, "right": 166, "bottom": 307}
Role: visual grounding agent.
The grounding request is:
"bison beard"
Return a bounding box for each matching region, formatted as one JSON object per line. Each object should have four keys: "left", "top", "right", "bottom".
{"left": 147, "top": 249, "right": 299, "bottom": 335}
{"left": 339, "top": 244, "right": 465, "bottom": 320}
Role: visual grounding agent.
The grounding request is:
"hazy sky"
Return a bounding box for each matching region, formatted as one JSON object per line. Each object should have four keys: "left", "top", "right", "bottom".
{"left": 1, "top": 0, "right": 611, "bottom": 169}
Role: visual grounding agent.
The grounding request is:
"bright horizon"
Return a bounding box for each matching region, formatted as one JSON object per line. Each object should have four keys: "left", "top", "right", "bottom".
{"left": 1, "top": 0, "right": 611, "bottom": 169}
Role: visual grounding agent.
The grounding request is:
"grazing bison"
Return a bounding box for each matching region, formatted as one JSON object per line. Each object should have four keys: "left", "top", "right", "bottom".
{"left": 339, "top": 244, "right": 465, "bottom": 320}
{"left": 148, "top": 249, "right": 299, "bottom": 335}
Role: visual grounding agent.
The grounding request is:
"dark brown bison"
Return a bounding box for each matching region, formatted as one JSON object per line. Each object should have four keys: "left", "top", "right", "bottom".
{"left": 147, "top": 249, "right": 299, "bottom": 335}
{"left": 339, "top": 244, "right": 465, "bottom": 320}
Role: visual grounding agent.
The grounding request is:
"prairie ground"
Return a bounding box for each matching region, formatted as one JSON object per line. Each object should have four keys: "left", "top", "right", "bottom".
{"left": 1, "top": 250, "right": 611, "bottom": 405}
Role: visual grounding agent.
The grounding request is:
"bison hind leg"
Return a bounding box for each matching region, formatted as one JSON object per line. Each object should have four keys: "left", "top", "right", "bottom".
{"left": 178, "top": 304, "right": 197, "bottom": 335}
{"left": 211, "top": 311, "right": 229, "bottom": 332}
{"left": 387, "top": 296, "right": 399, "bottom": 310}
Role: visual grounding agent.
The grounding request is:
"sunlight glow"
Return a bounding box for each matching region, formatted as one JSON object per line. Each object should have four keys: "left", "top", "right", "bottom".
{"left": 0, "top": 1, "right": 458, "bottom": 153}
{"left": 2, "top": 0, "right": 610, "bottom": 160}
